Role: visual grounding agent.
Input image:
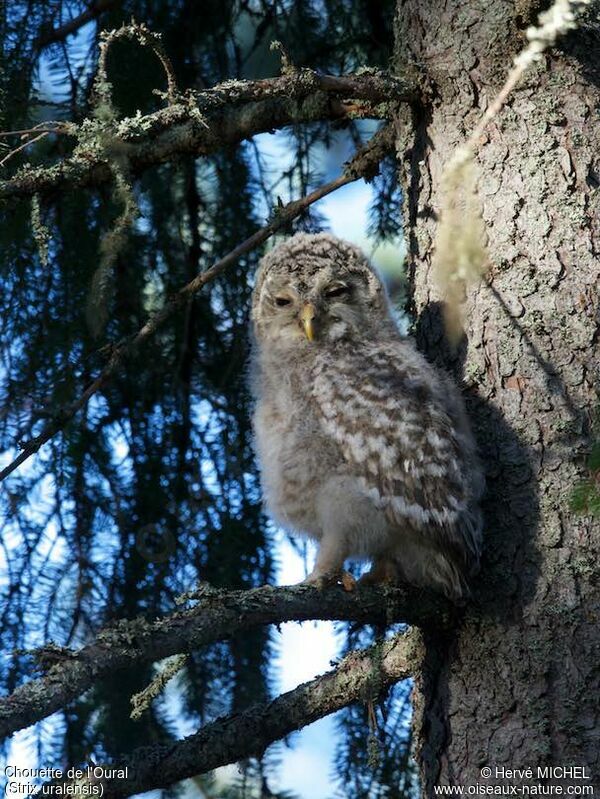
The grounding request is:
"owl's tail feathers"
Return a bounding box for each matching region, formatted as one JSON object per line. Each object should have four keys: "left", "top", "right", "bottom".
{"left": 432, "top": 506, "right": 483, "bottom": 594}
{"left": 460, "top": 507, "right": 484, "bottom": 570}
{"left": 391, "top": 517, "right": 482, "bottom": 601}
{"left": 389, "top": 545, "right": 459, "bottom": 600}
{"left": 439, "top": 516, "right": 484, "bottom": 600}
{"left": 425, "top": 550, "right": 472, "bottom": 601}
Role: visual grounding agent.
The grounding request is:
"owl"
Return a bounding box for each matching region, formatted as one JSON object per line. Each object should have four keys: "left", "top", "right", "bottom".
{"left": 250, "top": 233, "right": 484, "bottom": 599}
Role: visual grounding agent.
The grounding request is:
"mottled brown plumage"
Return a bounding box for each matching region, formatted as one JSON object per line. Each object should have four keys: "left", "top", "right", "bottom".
{"left": 250, "top": 233, "right": 484, "bottom": 598}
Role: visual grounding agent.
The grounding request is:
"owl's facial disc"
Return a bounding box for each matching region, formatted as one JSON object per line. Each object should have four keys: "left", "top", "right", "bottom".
{"left": 258, "top": 266, "right": 375, "bottom": 348}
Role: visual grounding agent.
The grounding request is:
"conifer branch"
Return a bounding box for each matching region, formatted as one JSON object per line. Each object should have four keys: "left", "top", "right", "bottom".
{"left": 0, "top": 580, "right": 451, "bottom": 739}
{"left": 0, "top": 68, "right": 418, "bottom": 201}
{"left": 41, "top": 630, "right": 421, "bottom": 799}
{"left": 34, "top": 1, "right": 120, "bottom": 49}
{"left": 0, "top": 124, "right": 395, "bottom": 482}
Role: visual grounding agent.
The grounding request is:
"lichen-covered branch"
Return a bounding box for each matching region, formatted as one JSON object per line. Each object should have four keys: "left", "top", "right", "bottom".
{"left": 0, "top": 580, "right": 452, "bottom": 740}
{"left": 45, "top": 630, "right": 421, "bottom": 799}
{"left": 130, "top": 653, "right": 188, "bottom": 720}
{"left": 0, "top": 124, "right": 396, "bottom": 482}
{"left": 0, "top": 68, "right": 418, "bottom": 201}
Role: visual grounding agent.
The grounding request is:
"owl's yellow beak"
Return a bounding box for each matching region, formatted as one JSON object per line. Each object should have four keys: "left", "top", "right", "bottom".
{"left": 300, "top": 303, "right": 316, "bottom": 342}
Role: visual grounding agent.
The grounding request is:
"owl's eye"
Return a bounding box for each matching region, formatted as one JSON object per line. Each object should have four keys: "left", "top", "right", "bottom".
{"left": 274, "top": 295, "right": 293, "bottom": 307}
{"left": 325, "top": 284, "right": 350, "bottom": 299}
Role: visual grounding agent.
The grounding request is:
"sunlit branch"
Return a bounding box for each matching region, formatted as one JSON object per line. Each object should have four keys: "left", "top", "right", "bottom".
{"left": 0, "top": 124, "right": 395, "bottom": 482}
{"left": 0, "top": 68, "right": 418, "bottom": 201}
{"left": 0, "top": 580, "right": 452, "bottom": 739}
{"left": 43, "top": 630, "right": 420, "bottom": 798}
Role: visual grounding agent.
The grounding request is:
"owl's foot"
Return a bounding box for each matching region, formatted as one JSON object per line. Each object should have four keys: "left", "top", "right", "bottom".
{"left": 359, "top": 558, "right": 398, "bottom": 586}
{"left": 340, "top": 571, "right": 357, "bottom": 592}
{"left": 302, "top": 569, "right": 356, "bottom": 592}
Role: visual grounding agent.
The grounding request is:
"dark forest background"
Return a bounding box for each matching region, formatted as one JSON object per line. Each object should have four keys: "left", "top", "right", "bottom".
{"left": 0, "top": 2, "right": 414, "bottom": 797}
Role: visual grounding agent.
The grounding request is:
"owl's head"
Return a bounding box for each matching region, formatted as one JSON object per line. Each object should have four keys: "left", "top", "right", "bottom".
{"left": 251, "top": 233, "right": 392, "bottom": 350}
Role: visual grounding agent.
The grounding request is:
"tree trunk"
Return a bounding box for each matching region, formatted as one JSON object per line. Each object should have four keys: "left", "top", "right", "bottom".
{"left": 394, "top": 0, "right": 599, "bottom": 793}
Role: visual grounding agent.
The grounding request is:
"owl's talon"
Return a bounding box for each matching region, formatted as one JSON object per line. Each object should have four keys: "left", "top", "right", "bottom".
{"left": 302, "top": 570, "right": 355, "bottom": 591}
{"left": 302, "top": 571, "right": 337, "bottom": 589}
{"left": 302, "top": 573, "right": 331, "bottom": 590}
{"left": 341, "top": 571, "right": 357, "bottom": 592}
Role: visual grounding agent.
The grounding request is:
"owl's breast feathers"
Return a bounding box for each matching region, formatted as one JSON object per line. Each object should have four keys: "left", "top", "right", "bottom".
{"left": 310, "top": 341, "right": 483, "bottom": 566}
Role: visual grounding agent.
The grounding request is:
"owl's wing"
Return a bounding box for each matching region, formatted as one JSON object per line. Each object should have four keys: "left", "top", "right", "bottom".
{"left": 311, "top": 344, "right": 480, "bottom": 561}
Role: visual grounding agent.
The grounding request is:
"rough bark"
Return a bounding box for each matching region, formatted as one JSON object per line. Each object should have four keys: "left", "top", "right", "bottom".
{"left": 0, "top": 581, "right": 451, "bottom": 740}
{"left": 394, "top": 0, "right": 599, "bottom": 793}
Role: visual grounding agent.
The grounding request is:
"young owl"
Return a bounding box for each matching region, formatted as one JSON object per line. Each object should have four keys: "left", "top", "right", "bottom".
{"left": 250, "top": 233, "right": 484, "bottom": 598}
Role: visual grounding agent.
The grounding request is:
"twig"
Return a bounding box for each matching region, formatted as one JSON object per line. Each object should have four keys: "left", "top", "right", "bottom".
{"left": 0, "top": 124, "right": 71, "bottom": 138}
{"left": 0, "top": 132, "right": 49, "bottom": 169}
{"left": 0, "top": 579, "right": 451, "bottom": 739}
{"left": 130, "top": 654, "right": 188, "bottom": 719}
{"left": 0, "top": 125, "right": 394, "bottom": 483}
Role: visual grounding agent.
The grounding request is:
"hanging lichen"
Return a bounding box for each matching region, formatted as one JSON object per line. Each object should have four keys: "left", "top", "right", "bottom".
{"left": 270, "top": 40, "right": 295, "bottom": 75}
{"left": 362, "top": 638, "right": 385, "bottom": 771}
{"left": 31, "top": 194, "right": 50, "bottom": 267}
{"left": 367, "top": 728, "right": 381, "bottom": 770}
{"left": 85, "top": 157, "right": 138, "bottom": 338}
{"left": 432, "top": 147, "right": 488, "bottom": 344}
{"left": 82, "top": 21, "right": 179, "bottom": 337}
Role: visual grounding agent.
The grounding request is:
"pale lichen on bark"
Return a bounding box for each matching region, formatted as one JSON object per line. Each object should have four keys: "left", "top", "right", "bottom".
{"left": 31, "top": 631, "right": 421, "bottom": 798}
